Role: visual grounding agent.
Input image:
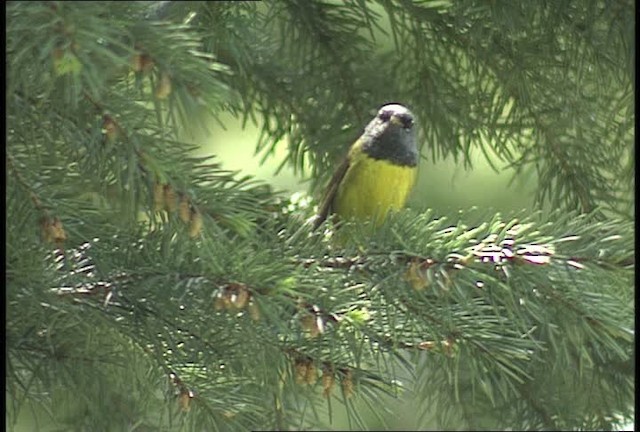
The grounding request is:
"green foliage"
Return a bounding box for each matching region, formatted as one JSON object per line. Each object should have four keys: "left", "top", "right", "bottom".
{"left": 6, "top": 1, "right": 633, "bottom": 431}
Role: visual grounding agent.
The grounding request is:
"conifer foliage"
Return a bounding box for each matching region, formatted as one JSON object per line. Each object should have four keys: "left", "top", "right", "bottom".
{"left": 6, "top": 1, "right": 633, "bottom": 430}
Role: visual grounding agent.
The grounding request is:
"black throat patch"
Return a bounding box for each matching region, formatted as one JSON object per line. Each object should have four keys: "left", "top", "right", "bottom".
{"left": 361, "top": 123, "right": 419, "bottom": 167}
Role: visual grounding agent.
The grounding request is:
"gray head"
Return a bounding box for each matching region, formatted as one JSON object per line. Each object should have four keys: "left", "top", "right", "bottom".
{"left": 361, "top": 103, "right": 419, "bottom": 166}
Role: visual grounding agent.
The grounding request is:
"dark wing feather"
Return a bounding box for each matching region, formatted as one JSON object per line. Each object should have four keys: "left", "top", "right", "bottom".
{"left": 312, "top": 156, "right": 351, "bottom": 230}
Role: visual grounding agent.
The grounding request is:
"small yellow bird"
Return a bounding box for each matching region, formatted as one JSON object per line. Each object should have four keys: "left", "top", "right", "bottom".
{"left": 313, "top": 103, "right": 419, "bottom": 230}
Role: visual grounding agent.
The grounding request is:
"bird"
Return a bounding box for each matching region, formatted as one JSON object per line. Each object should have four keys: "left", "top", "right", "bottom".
{"left": 313, "top": 103, "right": 419, "bottom": 231}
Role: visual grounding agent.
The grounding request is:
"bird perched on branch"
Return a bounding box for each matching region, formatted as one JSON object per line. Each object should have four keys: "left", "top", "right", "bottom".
{"left": 313, "top": 103, "right": 419, "bottom": 231}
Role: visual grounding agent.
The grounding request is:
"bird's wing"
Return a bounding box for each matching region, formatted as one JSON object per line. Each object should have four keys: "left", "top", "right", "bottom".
{"left": 312, "top": 155, "right": 351, "bottom": 230}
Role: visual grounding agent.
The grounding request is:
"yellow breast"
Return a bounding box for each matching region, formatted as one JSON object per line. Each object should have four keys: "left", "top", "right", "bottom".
{"left": 333, "top": 153, "right": 417, "bottom": 225}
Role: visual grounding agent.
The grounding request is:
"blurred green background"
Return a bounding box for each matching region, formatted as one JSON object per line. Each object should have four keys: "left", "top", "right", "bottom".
{"left": 190, "top": 0, "right": 541, "bottom": 219}
{"left": 192, "top": 110, "right": 539, "bottom": 217}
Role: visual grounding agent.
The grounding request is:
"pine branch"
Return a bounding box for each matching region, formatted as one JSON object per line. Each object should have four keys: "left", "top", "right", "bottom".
{"left": 6, "top": 1, "right": 634, "bottom": 430}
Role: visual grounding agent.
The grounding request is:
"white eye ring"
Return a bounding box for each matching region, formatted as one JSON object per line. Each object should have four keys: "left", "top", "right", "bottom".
{"left": 378, "top": 111, "right": 391, "bottom": 121}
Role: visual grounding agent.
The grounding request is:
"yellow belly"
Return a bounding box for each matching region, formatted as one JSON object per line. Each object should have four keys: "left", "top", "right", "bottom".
{"left": 333, "top": 156, "right": 417, "bottom": 225}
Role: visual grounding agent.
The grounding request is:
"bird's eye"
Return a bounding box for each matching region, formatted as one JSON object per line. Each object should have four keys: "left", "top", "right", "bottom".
{"left": 399, "top": 115, "right": 414, "bottom": 129}
{"left": 378, "top": 111, "right": 391, "bottom": 122}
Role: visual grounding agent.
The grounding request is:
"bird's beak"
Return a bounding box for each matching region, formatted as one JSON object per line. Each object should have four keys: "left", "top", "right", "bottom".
{"left": 389, "top": 115, "right": 404, "bottom": 127}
